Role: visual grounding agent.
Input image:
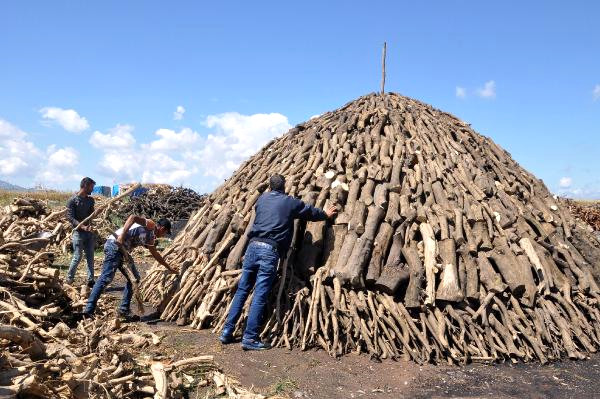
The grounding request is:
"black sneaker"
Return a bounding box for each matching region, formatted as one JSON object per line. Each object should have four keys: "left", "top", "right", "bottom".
{"left": 117, "top": 311, "right": 141, "bottom": 322}
{"left": 141, "top": 311, "right": 162, "bottom": 324}
{"left": 241, "top": 338, "right": 271, "bottom": 351}
{"left": 219, "top": 328, "right": 234, "bottom": 344}
{"left": 87, "top": 280, "right": 95, "bottom": 288}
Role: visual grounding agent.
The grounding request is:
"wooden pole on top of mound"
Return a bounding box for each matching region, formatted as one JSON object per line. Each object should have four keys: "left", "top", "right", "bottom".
{"left": 381, "top": 41, "right": 387, "bottom": 95}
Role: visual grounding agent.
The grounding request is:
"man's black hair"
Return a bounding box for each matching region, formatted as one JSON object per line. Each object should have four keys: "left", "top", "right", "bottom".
{"left": 269, "top": 174, "right": 286, "bottom": 192}
{"left": 80, "top": 177, "right": 96, "bottom": 188}
{"left": 157, "top": 218, "right": 172, "bottom": 235}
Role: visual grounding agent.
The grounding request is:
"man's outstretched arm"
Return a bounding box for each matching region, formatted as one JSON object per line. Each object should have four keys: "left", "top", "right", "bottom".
{"left": 293, "top": 199, "right": 338, "bottom": 221}
{"left": 148, "top": 245, "right": 177, "bottom": 273}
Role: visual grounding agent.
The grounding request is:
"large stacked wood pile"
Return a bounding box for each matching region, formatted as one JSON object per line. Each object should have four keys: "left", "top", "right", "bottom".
{"left": 115, "top": 186, "right": 206, "bottom": 221}
{"left": 141, "top": 92, "right": 600, "bottom": 364}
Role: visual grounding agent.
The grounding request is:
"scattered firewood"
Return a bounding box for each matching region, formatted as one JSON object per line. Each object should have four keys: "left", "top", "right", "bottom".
{"left": 563, "top": 198, "right": 600, "bottom": 231}
{"left": 1, "top": 198, "right": 261, "bottom": 398}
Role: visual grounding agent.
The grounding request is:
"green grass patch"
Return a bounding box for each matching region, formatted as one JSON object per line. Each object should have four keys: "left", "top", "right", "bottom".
{"left": 0, "top": 189, "right": 72, "bottom": 207}
{"left": 270, "top": 377, "right": 298, "bottom": 395}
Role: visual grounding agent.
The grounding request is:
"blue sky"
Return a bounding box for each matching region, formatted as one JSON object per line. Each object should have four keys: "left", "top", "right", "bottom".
{"left": 0, "top": 1, "right": 598, "bottom": 197}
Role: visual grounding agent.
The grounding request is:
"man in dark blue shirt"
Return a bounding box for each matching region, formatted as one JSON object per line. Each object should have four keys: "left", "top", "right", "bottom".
{"left": 66, "top": 177, "right": 96, "bottom": 286}
{"left": 220, "top": 174, "right": 337, "bottom": 350}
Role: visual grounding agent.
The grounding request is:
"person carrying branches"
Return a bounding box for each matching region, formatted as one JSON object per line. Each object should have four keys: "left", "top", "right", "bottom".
{"left": 219, "top": 174, "right": 338, "bottom": 350}
{"left": 83, "top": 215, "right": 176, "bottom": 321}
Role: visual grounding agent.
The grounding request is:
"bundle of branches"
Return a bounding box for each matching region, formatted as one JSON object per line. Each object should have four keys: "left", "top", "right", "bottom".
{"left": 141, "top": 92, "right": 600, "bottom": 364}
{"left": 114, "top": 186, "right": 206, "bottom": 221}
{"left": 1, "top": 196, "right": 120, "bottom": 255}
{"left": 1, "top": 233, "right": 263, "bottom": 398}
{"left": 563, "top": 198, "right": 600, "bottom": 231}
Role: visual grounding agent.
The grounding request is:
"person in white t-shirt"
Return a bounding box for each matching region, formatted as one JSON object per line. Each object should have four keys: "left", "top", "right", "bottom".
{"left": 83, "top": 215, "right": 176, "bottom": 320}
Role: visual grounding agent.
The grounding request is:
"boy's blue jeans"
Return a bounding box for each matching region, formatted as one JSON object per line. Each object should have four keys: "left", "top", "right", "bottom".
{"left": 223, "top": 241, "right": 280, "bottom": 341}
{"left": 84, "top": 240, "right": 140, "bottom": 314}
{"left": 67, "top": 230, "right": 95, "bottom": 282}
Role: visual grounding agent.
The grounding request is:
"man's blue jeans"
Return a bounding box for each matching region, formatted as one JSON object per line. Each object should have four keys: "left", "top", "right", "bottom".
{"left": 67, "top": 230, "right": 95, "bottom": 282}
{"left": 224, "top": 241, "right": 280, "bottom": 341}
{"left": 84, "top": 240, "right": 140, "bottom": 314}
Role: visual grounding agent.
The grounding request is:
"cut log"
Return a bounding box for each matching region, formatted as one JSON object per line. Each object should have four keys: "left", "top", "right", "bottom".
{"left": 338, "top": 237, "right": 373, "bottom": 288}
{"left": 365, "top": 222, "right": 394, "bottom": 285}
{"left": 436, "top": 238, "right": 463, "bottom": 302}
{"left": 225, "top": 211, "right": 256, "bottom": 270}
{"left": 419, "top": 223, "right": 437, "bottom": 305}
{"left": 488, "top": 238, "right": 535, "bottom": 306}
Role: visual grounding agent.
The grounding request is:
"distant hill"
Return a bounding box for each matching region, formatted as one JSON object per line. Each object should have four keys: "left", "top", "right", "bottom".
{"left": 0, "top": 180, "right": 28, "bottom": 191}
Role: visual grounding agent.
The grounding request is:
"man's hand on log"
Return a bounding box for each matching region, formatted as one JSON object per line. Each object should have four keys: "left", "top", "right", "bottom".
{"left": 325, "top": 205, "right": 338, "bottom": 219}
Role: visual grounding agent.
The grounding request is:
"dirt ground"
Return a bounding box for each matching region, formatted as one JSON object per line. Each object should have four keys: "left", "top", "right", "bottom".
{"left": 63, "top": 257, "right": 600, "bottom": 399}
{"left": 136, "top": 322, "right": 600, "bottom": 399}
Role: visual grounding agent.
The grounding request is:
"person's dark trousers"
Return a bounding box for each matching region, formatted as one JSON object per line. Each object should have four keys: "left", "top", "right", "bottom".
{"left": 223, "top": 241, "right": 280, "bottom": 340}
{"left": 84, "top": 240, "right": 140, "bottom": 314}
{"left": 66, "top": 230, "right": 95, "bottom": 283}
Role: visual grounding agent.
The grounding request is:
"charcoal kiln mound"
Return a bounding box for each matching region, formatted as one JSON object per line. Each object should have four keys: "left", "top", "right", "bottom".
{"left": 141, "top": 92, "right": 600, "bottom": 364}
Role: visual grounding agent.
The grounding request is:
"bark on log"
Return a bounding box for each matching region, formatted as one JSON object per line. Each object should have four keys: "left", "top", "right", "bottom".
{"left": 225, "top": 211, "right": 256, "bottom": 270}
{"left": 436, "top": 238, "right": 463, "bottom": 302}
{"left": 366, "top": 222, "right": 394, "bottom": 285}
{"left": 419, "top": 223, "right": 437, "bottom": 305}
{"left": 402, "top": 243, "right": 424, "bottom": 308}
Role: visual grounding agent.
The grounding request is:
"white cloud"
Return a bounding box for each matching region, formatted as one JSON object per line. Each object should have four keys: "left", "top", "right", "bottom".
{"left": 93, "top": 124, "right": 199, "bottom": 186}
{"left": 593, "top": 84, "right": 600, "bottom": 101}
{"left": 47, "top": 145, "right": 79, "bottom": 168}
{"left": 196, "top": 112, "right": 291, "bottom": 180}
{"left": 89, "top": 124, "right": 136, "bottom": 149}
{"left": 559, "top": 177, "right": 572, "bottom": 188}
{"left": 0, "top": 119, "right": 43, "bottom": 177}
{"left": 145, "top": 128, "right": 199, "bottom": 151}
{"left": 476, "top": 80, "right": 496, "bottom": 99}
{"left": 96, "top": 149, "right": 141, "bottom": 183}
{"left": 455, "top": 86, "right": 467, "bottom": 99}
{"left": 557, "top": 184, "right": 600, "bottom": 199}
{"left": 40, "top": 107, "right": 89, "bottom": 133}
{"left": 36, "top": 145, "right": 80, "bottom": 186}
{"left": 141, "top": 152, "right": 195, "bottom": 184}
{"left": 173, "top": 105, "right": 186, "bottom": 120}
{"left": 0, "top": 119, "right": 80, "bottom": 187}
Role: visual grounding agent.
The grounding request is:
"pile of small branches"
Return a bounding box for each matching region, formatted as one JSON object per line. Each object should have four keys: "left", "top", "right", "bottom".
{"left": 564, "top": 199, "right": 600, "bottom": 231}
{"left": 114, "top": 186, "right": 206, "bottom": 221}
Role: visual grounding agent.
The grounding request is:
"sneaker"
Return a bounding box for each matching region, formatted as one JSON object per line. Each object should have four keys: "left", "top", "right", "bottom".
{"left": 141, "top": 311, "right": 162, "bottom": 324}
{"left": 241, "top": 338, "right": 271, "bottom": 351}
{"left": 219, "top": 328, "right": 234, "bottom": 344}
{"left": 117, "top": 311, "right": 141, "bottom": 322}
{"left": 87, "top": 280, "right": 95, "bottom": 288}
